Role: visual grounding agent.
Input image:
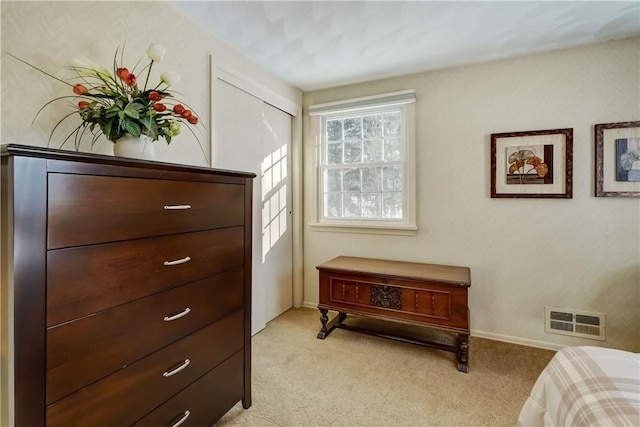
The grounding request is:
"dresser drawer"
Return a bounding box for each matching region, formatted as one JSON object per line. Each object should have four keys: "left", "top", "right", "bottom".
{"left": 47, "top": 268, "right": 244, "bottom": 404}
{"left": 47, "top": 173, "right": 245, "bottom": 249}
{"left": 133, "top": 351, "right": 244, "bottom": 427}
{"left": 47, "top": 227, "right": 245, "bottom": 326}
{"left": 46, "top": 310, "right": 244, "bottom": 427}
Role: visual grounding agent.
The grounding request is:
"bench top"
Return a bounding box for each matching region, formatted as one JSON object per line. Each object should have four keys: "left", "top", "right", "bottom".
{"left": 317, "top": 256, "right": 471, "bottom": 287}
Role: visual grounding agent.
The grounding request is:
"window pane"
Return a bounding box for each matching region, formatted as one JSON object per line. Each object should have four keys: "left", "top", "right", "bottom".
{"left": 343, "top": 117, "right": 361, "bottom": 140}
{"left": 363, "top": 114, "right": 383, "bottom": 138}
{"left": 362, "top": 193, "right": 381, "bottom": 218}
{"left": 362, "top": 167, "right": 381, "bottom": 192}
{"left": 342, "top": 193, "right": 361, "bottom": 217}
{"left": 384, "top": 138, "right": 401, "bottom": 161}
{"left": 382, "top": 192, "right": 402, "bottom": 219}
{"left": 343, "top": 168, "right": 361, "bottom": 192}
{"left": 319, "top": 102, "right": 410, "bottom": 224}
{"left": 324, "top": 193, "right": 342, "bottom": 217}
{"left": 363, "top": 139, "right": 382, "bottom": 162}
{"left": 327, "top": 142, "right": 342, "bottom": 164}
{"left": 327, "top": 119, "right": 343, "bottom": 142}
{"left": 382, "top": 166, "right": 402, "bottom": 191}
{"left": 384, "top": 112, "right": 401, "bottom": 136}
{"left": 325, "top": 169, "right": 341, "bottom": 192}
{"left": 344, "top": 141, "right": 362, "bottom": 163}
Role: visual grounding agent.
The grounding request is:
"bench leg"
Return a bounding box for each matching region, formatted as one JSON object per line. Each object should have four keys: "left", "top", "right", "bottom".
{"left": 457, "top": 333, "right": 469, "bottom": 373}
{"left": 317, "top": 309, "right": 347, "bottom": 339}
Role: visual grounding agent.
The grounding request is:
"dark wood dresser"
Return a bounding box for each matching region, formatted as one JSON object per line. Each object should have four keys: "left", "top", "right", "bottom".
{"left": 0, "top": 144, "right": 255, "bottom": 426}
{"left": 317, "top": 256, "right": 471, "bottom": 372}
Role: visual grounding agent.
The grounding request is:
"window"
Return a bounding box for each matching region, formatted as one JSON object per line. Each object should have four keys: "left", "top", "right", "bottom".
{"left": 310, "top": 90, "right": 417, "bottom": 235}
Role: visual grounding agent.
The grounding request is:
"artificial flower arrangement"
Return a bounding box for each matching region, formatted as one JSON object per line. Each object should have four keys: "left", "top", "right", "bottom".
{"left": 6, "top": 43, "right": 202, "bottom": 150}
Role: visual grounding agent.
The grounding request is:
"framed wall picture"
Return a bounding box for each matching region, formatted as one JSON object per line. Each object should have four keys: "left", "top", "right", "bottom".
{"left": 595, "top": 121, "right": 640, "bottom": 197}
{"left": 491, "top": 128, "right": 573, "bottom": 198}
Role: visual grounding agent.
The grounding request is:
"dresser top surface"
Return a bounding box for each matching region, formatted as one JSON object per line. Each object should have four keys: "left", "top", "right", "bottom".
{"left": 1, "top": 143, "right": 256, "bottom": 178}
{"left": 317, "top": 256, "right": 471, "bottom": 286}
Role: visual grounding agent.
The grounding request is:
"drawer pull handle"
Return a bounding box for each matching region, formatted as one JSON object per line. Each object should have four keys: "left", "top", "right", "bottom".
{"left": 168, "top": 410, "right": 191, "bottom": 427}
{"left": 164, "top": 256, "right": 191, "bottom": 266}
{"left": 164, "top": 308, "right": 191, "bottom": 322}
{"left": 163, "top": 359, "right": 190, "bottom": 377}
{"left": 164, "top": 204, "right": 192, "bottom": 210}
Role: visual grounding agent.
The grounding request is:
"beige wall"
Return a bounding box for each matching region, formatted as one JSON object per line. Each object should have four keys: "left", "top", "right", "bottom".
{"left": 303, "top": 37, "right": 640, "bottom": 352}
{"left": 1, "top": 1, "right": 638, "bottom": 353}
{"left": 0, "top": 1, "right": 301, "bottom": 165}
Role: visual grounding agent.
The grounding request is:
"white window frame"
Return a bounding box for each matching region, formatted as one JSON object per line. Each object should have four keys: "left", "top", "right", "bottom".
{"left": 309, "top": 90, "right": 417, "bottom": 236}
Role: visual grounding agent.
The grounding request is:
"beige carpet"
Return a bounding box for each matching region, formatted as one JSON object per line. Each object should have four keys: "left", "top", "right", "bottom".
{"left": 217, "top": 307, "right": 554, "bottom": 427}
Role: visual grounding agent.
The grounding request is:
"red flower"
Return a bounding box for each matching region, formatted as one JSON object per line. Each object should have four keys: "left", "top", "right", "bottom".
{"left": 73, "top": 84, "right": 88, "bottom": 95}
{"left": 78, "top": 101, "right": 90, "bottom": 109}
{"left": 124, "top": 73, "right": 137, "bottom": 87}
{"left": 187, "top": 115, "right": 198, "bottom": 125}
{"left": 173, "top": 104, "right": 185, "bottom": 115}
{"left": 117, "top": 68, "right": 130, "bottom": 79}
{"left": 148, "top": 91, "right": 162, "bottom": 101}
{"left": 153, "top": 103, "right": 167, "bottom": 112}
{"left": 117, "top": 68, "right": 136, "bottom": 86}
{"left": 181, "top": 109, "right": 192, "bottom": 119}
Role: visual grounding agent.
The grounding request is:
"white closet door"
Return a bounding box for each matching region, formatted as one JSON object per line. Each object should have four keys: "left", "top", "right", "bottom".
{"left": 214, "top": 80, "right": 293, "bottom": 335}
{"left": 261, "top": 102, "right": 293, "bottom": 322}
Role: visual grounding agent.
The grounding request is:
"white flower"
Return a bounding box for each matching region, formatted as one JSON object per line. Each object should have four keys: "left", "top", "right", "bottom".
{"left": 72, "top": 57, "right": 111, "bottom": 79}
{"left": 95, "top": 66, "right": 111, "bottom": 79}
{"left": 160, "top": 71, "right": 180, "bottom": 85}
{"left": 72, "top": 56, "right": 98, "bottom": 77}
{"left": 168, "top": 120, "right": 182, "bottom": 137}
{"left": 147, "top": 44, "right": 166, "bottom": 62}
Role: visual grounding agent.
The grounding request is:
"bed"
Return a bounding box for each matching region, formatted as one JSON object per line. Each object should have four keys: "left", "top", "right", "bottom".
{"left": 517, "top": 346, "right": 640, "bottom": 427}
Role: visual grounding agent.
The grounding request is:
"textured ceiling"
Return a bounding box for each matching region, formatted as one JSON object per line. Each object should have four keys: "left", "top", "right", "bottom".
{"left": 169, "top": 1, "right": 640, "bottom": 91}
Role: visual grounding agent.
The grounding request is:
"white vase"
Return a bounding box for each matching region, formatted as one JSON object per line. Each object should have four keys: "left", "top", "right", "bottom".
{"left": 113, "top": 134, "right": 155, "bottom": 160}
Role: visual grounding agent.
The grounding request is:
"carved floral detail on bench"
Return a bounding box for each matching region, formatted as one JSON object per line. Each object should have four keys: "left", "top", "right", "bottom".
{"left": 370, "top": 284, "right": 402, "bottom": 309}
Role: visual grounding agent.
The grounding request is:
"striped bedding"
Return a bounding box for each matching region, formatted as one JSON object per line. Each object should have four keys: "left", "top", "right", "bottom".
{"left": 517, "top": 346, "right": 640, "bottom": 427}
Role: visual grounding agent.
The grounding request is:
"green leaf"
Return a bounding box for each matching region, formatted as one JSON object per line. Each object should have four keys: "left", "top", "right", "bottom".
{"left": 123, "top": 119, "right": 141, "bottom": 136}
{"left": 140, "top": 116, "right": 159, "bottom": 140}
{"left": 102, "top": 118, "right": 123, "bottom": 142}
{"left": 105, "top": 103, "right": 120, "bottom": 118}
{"left": 123, "top": 103, "right": 140, "bottom": 119}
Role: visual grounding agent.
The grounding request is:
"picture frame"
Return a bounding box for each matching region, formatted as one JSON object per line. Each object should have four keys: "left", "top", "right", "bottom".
{"left": 491, "top": 128, "right": 573, "bottom": 198}
{"left": 595, "top": 121, "right": 640, "bottom": 197}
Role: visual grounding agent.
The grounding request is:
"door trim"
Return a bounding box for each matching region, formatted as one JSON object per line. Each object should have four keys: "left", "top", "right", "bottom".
{"left": 215, "top": 63, "right": 298, "bottom": 117}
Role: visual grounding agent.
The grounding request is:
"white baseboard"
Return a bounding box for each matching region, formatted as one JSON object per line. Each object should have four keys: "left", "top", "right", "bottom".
{"left": 470, "top": 330, "right": 563, "bottom": 351}
{"left": 299, "top": 301, "right": 562, "bottom": 351}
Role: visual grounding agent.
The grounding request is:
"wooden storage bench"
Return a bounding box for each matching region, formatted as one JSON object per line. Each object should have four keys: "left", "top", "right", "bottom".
{"left": 316, "top": 256, "right": 471, "bottom": 372}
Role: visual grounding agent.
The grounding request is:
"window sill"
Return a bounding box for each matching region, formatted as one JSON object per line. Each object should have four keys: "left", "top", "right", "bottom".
{"left": 309, "top": 221, "right": 418, "bottom": 236}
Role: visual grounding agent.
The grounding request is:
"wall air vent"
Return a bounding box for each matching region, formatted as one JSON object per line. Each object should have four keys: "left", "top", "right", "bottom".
{"left": 544, "top": 306, "right": 605, "bottom": 341}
